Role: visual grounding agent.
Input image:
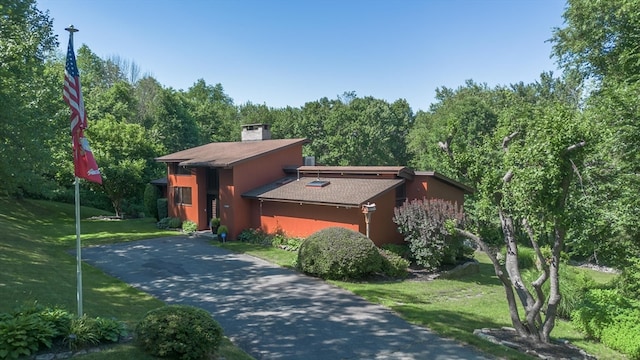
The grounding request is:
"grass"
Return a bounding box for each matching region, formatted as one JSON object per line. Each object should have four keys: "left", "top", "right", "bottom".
{"left": 217, "top": 241, "right": 625, "bottom": 360}
{"left": 0, "top": 197, "right": 253, "bottom": 360}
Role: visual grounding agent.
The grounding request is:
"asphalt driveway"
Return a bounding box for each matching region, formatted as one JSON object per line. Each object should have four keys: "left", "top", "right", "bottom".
{"left": 81, "top": 236, "right": 491, "bottom": 360}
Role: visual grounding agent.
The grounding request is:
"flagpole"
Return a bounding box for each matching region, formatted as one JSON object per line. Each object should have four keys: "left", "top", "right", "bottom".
{"left": 66, "top": 25, "right": 83, "bottom": 317}
{"left": 75, "top": 177, "right": 83, "bottom": 317}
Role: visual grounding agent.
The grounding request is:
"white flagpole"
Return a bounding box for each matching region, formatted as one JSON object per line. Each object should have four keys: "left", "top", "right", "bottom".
{"left": 66, "top": 25, "right": 83, "bottom": 317}
{"left": 75, "top": 176, "right": 83, "bottom": 316}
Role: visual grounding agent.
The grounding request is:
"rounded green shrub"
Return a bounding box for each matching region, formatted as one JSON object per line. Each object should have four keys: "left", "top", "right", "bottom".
{"left": 297, "top": 227, "right": 382, "bottom": 280}
{"left": 182, "top": 220, "right": 197, "bottom": 234}
{"left": 135, "top": 305, "right": 223, "bottom": 360}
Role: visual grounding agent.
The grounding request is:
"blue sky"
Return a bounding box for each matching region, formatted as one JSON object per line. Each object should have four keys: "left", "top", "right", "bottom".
{"left": 39, "top": 0, "right": 567, "bottom": 112}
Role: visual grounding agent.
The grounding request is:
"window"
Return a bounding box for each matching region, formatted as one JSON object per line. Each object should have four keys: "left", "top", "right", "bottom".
{"left": 174, "top": 187, "right": 192, "bottom": 205}
{"left": 170, "top": 164, "right": 192, "bottom": 175}
{"left": 395, "top": 183, "right": 407, "bottom": 207}
{"left": 306, "top": 180, "right": 330, "bottom": 188}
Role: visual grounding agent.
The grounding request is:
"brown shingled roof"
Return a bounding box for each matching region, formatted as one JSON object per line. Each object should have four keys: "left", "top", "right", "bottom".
{"left": 242, "top": 176, "right": 404, "bottom": 207}
{"left": 155, "top": 138, "right": 307, "bottom": 168}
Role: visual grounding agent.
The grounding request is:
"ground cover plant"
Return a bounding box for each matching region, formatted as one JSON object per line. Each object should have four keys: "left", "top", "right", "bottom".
{"left": 0, "top": 197, "right": 252, "bottom": 360}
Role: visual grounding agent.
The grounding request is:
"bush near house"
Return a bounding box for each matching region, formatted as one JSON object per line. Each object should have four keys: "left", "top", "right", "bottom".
{"left": 297, "top": 227, "right": 382, "bottom": 280}
{"left": 182, "top": 220, "right": 197, "bottom": 234}
{"left": 393, "top": 199, "right": 471, "bottom": 271}
{"left": 135, "top": 305, "right": 223, "bottom": 360}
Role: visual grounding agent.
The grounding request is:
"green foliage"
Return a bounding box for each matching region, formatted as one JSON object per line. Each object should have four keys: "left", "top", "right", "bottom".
{"left": 181, "top": 220, "right": 197, "bottom": 234}
{"left": 618, "top": 257, "right": 640, "bottom": 299}
{"left": 157, "top": 217, "right": 181, "bottom": 229}
{"left": 143, "top": 184, "right": 161, "bottom": 221}
{"left": 572, "top": 288, "right": 640, "bottom": 359}
{"left": 522, "top": 265, "right": 597, "bottom": 319}
{"left": 168, "top": 217, "right": 182, "bottom": 229}
{"left": 600, "top": 310, "right": 640, "bottom": 360}
{"left": 378, "top": 249, "right": 410, "bottom": 278}
{"left": 0, "top": 0, "right": 60, "bottom": 198}
{"left": 380, "top": 243, "right": 412, "bottom": 260}
{"left": 0, "top": 312, "right": 56, "bottom": 359}
{"left": 209, "top": 217, "right": 220, "bottom": 230}
{"left": 157, "top": 198, "right": 168, "bottom": 220}
{"left": 135, "top": 305, "right": 223, "bottom": 360}
{"left": 393, "top": 199, "right": 466, "bottom": 271}
{"left": 571, "top": 289, "right": 631, "bottom": 339}
{"left": 238, "top": 228, "right": 272, "bottom": 245}
{"left": 297, "top": 227, "right": 382, "bottom": 280}
{"left": 68, "top": 316, "right": 126, "bottom": 350}
{"left": 237, "top": 228, "right": 302, "bottom": 251}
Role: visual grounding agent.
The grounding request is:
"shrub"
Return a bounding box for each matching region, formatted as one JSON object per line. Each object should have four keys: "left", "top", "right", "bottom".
{"left": 600, "top": 309, "right": 640, "bottom": 359}
{"left": 67, "top": 316, "right": 126, "bottom": 350}
{"left": 571, "top": 288, "right": 631, "bottom": 339}
{"left": 381, "top": 243, "right": 412, "bottom": 260}
{"left": 379, "top": 249, "right": 410, "bottom": 278}
{"left": 182, "top": 220, "right": 197, "bottom": 234}
{"left": 0, "top": 312, "right": 56, "bottom": 358}
{"left": 618, "top": 257, "right": 640, "bottom": 299}
{"left": 238, "top": 228, "right": 271, "bottom": 245}
{"left": 157, "top": 217, "right": 172, "bottom": 229}
{"left": 157, "top": 198, "right": 168, "bottom": 220}
{"left": 210, "top": 217, "right": 220, "bottom": 231}
{"left": 297, "top": 227, "right": 382, "bottom": 280}
{"left": 168, "top": 217, "right": 182, "bottom": 229}
{"left": 135, "top": 305, "right": 223, "bottom": 360}
{"left": 144, "top": 184, "right": 161, "bottom": 221}
{"left": 393, "top": 199, "right": 466, "bottom": 271}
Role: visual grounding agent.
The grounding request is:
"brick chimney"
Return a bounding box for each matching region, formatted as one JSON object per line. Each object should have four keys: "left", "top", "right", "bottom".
{"left": 241, "top": 124, "right": 271, "bottom": 141}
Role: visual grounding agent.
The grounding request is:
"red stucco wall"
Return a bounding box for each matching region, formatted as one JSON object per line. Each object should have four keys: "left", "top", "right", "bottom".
{"left": 258, "top": 201, "right": 360, "bottom": 238}
{"left": 406, "top": 175, "right": 465, "bottom": 205}
{"left": 168, "top": 166, "right": 205, "bottom": 226}
{"left": 223, "top": 143, "right": 304, "bottom": 239}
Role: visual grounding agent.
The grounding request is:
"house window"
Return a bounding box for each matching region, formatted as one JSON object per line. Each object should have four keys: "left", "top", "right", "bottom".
{"left": 174, "top": 187, "right": 192, "bottom": 206}
{"left": 170, "top": 164, "right": 192, "bottom": 175}
{"left": 395, "top": 183, "right": 407, "bottom": 207}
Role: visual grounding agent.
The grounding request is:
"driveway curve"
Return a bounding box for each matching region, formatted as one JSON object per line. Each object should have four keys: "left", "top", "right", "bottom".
{"left": 81, "top": 236, "right": 491, "bottom": 360}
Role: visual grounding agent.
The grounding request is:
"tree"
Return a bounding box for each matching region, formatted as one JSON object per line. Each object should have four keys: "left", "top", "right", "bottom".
{"left": 413, "top": 74, "right": 589, "bottom": 344}
{"left": 185, "top": 79, "right": 238, "bottom": 143}
{"left": 293, "top": 95, "right": 412, "bottom": 166}
{"left": 0, "top": 0, "right": 60, "bottom": 197}
{"left": 149, "top": 88, "right": 199, "bottom": 153}
{"left": 87, "top": 116, "right": 163, "bottom": 217}
{"left": 551, "top": 0, "right": 640, "bottom": 264}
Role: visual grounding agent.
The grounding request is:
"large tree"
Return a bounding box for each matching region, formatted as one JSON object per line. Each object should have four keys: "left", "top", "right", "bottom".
{"left": 551, "top": 0, "right": 640, "bottom": 264}
{"left": 0, "top": 0, "right": 59, "bottom": 197}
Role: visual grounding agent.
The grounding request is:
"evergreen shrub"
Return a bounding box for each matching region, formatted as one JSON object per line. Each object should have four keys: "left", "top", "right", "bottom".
{"left": 135, "top": 305, "right": 223, "bottom": 360}
{"left": 297, "top": 227, "right": 382, "bottom": 280}
{"left": 144, "top": 184, "right": 161, "bottom": 221}
{"left": 157, "top": 198, "right": 168, "bottom": 220}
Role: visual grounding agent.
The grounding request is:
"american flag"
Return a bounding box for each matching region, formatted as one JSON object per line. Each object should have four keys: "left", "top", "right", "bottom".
{"left": 63, "top": 30, "right": 102, "bottom": 184}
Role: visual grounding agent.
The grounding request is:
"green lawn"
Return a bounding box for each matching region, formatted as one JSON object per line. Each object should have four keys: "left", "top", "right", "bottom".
{"left": 218, "top": 241, "right": 625, "bottom": 360}
{"left": 0, "top": 197, "right": 253, "bottom": 360}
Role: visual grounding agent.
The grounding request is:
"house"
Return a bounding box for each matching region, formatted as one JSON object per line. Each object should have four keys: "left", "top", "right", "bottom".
{"left": 155, "top": 124, "right": 472, "bottom": 246}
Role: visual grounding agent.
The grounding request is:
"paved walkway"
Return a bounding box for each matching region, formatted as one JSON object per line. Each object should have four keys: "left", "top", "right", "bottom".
{"left": 81, "top": 236, "right": 491, "bottom": 360}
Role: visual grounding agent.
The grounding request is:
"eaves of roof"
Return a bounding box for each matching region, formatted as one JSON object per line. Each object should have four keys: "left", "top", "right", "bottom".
{"left": 414, "top": 171, "right": 475, "bottom": 194}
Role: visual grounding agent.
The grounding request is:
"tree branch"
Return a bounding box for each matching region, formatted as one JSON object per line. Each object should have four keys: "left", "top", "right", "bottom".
{"left": 502, "top": 131, "right": 519, "bottom": 151}
{"left": 503, "top": 169, "right": 514, "bottom": 183}
{"left": 566, "top": 140, "right": 586, "bottom": 152}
